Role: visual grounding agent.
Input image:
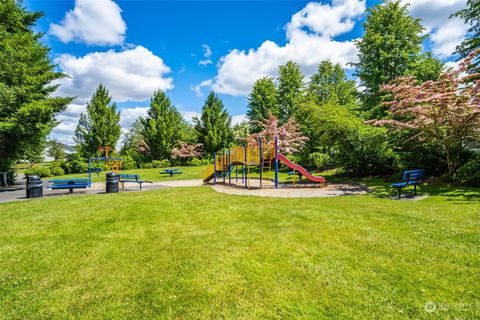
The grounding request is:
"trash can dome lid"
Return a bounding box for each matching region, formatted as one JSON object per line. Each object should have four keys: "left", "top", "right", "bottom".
{"left": 27, "top": 175, "right": 41, "bottom": 181}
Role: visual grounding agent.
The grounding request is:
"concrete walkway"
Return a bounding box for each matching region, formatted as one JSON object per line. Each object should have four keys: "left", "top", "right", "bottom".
{"left": 0, "top": 176, "right": 203, "bottom": 204}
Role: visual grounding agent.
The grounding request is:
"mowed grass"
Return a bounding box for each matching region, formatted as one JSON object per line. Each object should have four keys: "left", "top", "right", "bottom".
{"left": 0, "top": 187, "right": 479, "bottom": 319}
{"left": 43, "top": 166, "right": 209, "bottom": 183}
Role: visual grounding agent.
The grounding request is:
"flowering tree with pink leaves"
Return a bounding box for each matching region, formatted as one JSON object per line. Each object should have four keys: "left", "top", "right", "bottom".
{"left": 171, "top": 141, "right": 203, "bottom": 159}
{"left": 249, "top": 112, "right": 308, "bottom": 154}
{"left": 368, "top": 50, "right": 480, "bottom": 174}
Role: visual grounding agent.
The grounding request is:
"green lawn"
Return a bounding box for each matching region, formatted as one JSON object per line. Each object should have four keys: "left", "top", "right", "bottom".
{"left": 42, "top": 165, "right": 209, "bottom": 183}
{"left": 0, "top": 186, "right": 479, "bottom": 319}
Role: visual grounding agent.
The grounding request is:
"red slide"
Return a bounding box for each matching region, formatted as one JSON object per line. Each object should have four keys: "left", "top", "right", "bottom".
{"left": 278, "top": 154, "right": 326, "bottom": 184}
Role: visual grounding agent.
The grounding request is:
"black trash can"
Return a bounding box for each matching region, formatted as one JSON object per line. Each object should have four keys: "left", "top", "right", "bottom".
{"left": 26, "top": 175, "right": 43, "bottom": 198}
{"left": 106, "top": 172, "right": 119, "bottom": 193}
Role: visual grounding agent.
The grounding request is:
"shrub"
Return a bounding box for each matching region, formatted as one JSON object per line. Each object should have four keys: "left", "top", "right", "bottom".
{"left": 121, "top": 154, "right": 137, "bottom": 170}
{"left": 142, "top": 163, "right": 153, "bottom": 169}
{"left": 151, "top": 160, "right": 171, "bottom": 168}
{"left": 189, "top": 158, "right": 211, "bottom": 166}
{"left": 25, "top": 166, "right": 51, "bottom": 177}
{"left": 63, "top": 154, "right": 88, "bottom": 174}
{"left": 335, "top": 127, "right": 399, "bottom": 177}
{"left": 64, "top": 161, "right": 88, "bottom": 174}
{"left": 50, "top": 166, "right": 64, "bottom": 176}
{"left": 456, "top": 157, "right": 480, "bottom": 187}
{"left": 308, "top": 152, "right": 331, "bottom": 170}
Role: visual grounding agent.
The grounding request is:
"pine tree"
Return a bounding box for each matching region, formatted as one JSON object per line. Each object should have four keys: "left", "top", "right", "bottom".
{"left": 74, "top": 85, "right": 121, "bottom": 157}
{"left": 354, "top": 0, "right": 426, "bottom": 119}
{"left": 453, "top": 0, "right": 480, "bottom": 75}
{"left": 194, "top": 92, "right": 233, "bottom": 154}
{"left": 277, "top": 61, "right": 304, "bottom": 123}
{"left": 141, "top": 91, "right": 185, "bottom": 160}
{"left": 246, "top": 77, "right": 278, "bottom": 132}
{"left": 307, "top": 61, "right": 357, "bottom": 107}
{"left": 0, "top": 0, "right": 72, "bottom": 171}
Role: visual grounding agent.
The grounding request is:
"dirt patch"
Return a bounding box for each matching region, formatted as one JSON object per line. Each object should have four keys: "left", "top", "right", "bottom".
{"left": 209, "top": 179, "right": 369, "bottom": 198}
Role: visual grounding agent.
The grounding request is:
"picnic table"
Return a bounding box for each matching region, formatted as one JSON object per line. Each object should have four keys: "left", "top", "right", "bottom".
{"left": 47, "top": 178, "right": 91, "bottom": 193}
{"left": 160, "top": 168, "right": 182, "bottom": 177}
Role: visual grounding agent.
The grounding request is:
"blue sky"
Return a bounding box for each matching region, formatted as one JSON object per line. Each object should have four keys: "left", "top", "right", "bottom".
{"left": 24, "top": 0, "right": 468, "bottom": 145}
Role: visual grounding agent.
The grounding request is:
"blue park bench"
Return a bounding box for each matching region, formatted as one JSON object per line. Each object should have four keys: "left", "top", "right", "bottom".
{"left": 160, "top": 168, "right": 182, "bottom": 177}
{"left": 118, "top": 174, "right": 146, "bottom": 190}
{"left": 48, "top": 178, "right": 91, "bottom": 193}
{"left": 391, "top": 169, "right": 425, "bottom": 199}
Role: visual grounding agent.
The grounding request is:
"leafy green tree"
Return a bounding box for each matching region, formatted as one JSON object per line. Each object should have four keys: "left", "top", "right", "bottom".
{"left": 141, "top": 91, "right": 185, "bottom": 160}
{"left": 453, "top": 0, "right": 480, "bottom": 75}
{"left": 120, "top": 119, "right": 148, "bottom": 166}
{"left": 354, "top": 0, "right": 426, "bottom": 118}
{"left": 46, "top": 139, "right": 65, "bottom": 161}
{"left": 120, "top": 119, "right": 144, "bottom": 154}
{"left": 408, "top": 53, "right": 443, "bottom": 82}
{"left": 74, "top": 85, "right": 121, "bottom": 157}
{"left": 194, "top": 92, "right": 233, "bottom": 154}
{"left": 307, "top": 61, "right": 357, "bottom": 107}
{"left": 297, "top": 101, "right": 398, "bottom": 176}
{"left": 246, "top": 77, "right": 279, "bottom": 132}
{"left": 232, "top": 121, "right": 250, "bottom": 147}
{"left": 277, "top": 61, "right": 304, "bottom": 122}
{"left": 0, "top": 0, "right": 72, "bottom": 171}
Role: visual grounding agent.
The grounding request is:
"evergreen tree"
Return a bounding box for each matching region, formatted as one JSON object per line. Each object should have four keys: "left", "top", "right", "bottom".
{"left": 194, "top": 92, "right": 233, "bottom": 154}
{"left": 246, "top": 77, "right": 278, "bottom": 132}
{"left": 307, "top": 61, "right": 357, "bottom": 107}
{"left": 453, "top": 0, "right": 480, "bottom": 75}
{"left": 141, "top": 91, "right": 185, "bottom": 160}
{"left": 354, "top": 0, "right": 426, "bottom": 119}
{"left": 0, "top": 0, "right": 72, "bottom": 171}
{"left": 277, "top": 61, "right": 304, "bottom": 123}
{"left": 74, "top": 85, "right": 121, "bottom": 157}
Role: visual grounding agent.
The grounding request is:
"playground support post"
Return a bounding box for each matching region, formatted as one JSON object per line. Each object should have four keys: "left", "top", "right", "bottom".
{"left": 213, "top": 152, "right": 217, "bottom": 185}
{"left": 228, "top": 148, "right": 231, "bottom": 184}
{"left": 275, "top": 136, "right": 279, "bottom": 189}
{"left": 259, "top": 137, "right": 263, "bottom": 189}
{"left": 244, "top": 146, "right": 247, "bottom": 188}
{"left": 223, "top": 149, "right": 226, "bottom": 183}
{"left": 88, "top": 158, "right": 91, "bottom": 180}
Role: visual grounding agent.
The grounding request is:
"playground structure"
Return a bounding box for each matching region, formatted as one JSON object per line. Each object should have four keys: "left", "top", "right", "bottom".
{"left": 202, "top": 137, "right": 326, "bottom": 188}
{"left": 87, "top": 146, "right": 123, "bottom": 179}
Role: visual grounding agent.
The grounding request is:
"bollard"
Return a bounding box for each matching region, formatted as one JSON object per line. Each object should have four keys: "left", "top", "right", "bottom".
{"left": 26, "top": 175, "right": 43, "bottom": 198}
{"left": 106, "top": 172, "right": 119, "bottom": 193}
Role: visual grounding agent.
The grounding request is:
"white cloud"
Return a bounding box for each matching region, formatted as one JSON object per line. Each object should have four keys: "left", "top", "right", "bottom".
{"left": 49, "top": 45, "right": 173, "bottom": 146}
{"left": 402, "top": 0, "right": 468, "bottom": 58}
{"left": 49, "top": 0, "right": 126, "bottom": 46}
{"left": 53, "top": 46, "right": 173, "bottom": 104}
{"left": 199, "top": 44, "right": 213, "bottom": 66}
{"left": 190, "top": 79, "right": 213, "bottom": 97}
{"left": 232, "top": 114, "right": 247, "bottom": 126}
{"left": 49, "top": 104, "right": 86, "bottom": 145}
{"left": 212, "top": 0, "right": 366, "bottom": 96}
{"left": 181, "top": 111, "right": 201, "bottom": 124}
{"left": 119, "top": 107, "right": 149, "bottom": 128}
{"left": 49, "top": 105, "right": 151, "bottom": 146}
